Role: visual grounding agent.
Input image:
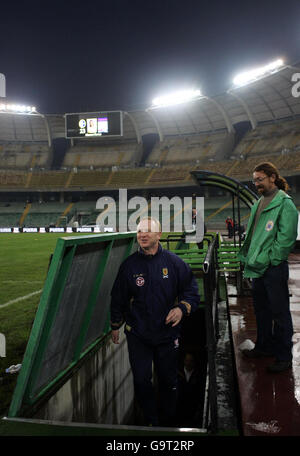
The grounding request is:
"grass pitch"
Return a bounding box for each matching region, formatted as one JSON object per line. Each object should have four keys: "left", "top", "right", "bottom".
{"left": 0, "top": 233, "right": 96, "bottom": 417}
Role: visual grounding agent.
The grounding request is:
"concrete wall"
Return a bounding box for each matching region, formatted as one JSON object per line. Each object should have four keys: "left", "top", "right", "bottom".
{"left": 33, "top": 331, "right": 134, "bottom": 425}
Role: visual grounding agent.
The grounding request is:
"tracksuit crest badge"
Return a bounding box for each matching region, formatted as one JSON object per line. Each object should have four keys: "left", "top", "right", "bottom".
{"left": 265, "top": 220, "right": 274, "bottom": 231}
{"left": 162, "top": 268, "right": 168, "bottom": 278}
{"left": 136, "top": 276, "right": 145, "bottom": 286}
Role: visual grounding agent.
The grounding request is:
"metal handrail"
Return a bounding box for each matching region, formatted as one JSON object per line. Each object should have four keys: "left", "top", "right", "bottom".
{"left": 165, "top": 231, "right": 221, "bottom": 433}
{"left": 202, "top": 234, "right": 219, "bottom": 433}
{"left": 203, "top": 238, "right": 216, "bottom": 274}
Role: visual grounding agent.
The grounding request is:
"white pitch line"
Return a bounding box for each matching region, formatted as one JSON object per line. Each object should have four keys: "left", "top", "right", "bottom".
{"left": 0, "top": 289, "right": 43, "bottom": 309}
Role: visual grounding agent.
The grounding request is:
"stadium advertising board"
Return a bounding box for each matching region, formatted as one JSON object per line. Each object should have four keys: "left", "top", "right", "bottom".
{"left": 0, "top": 227, "right": 92, "bottom": 233}
{"left": 0, "top": 226, "right": 114, "bottom": 233}
{"left": 65, "top": 111, "right": 123, "bottom": 138}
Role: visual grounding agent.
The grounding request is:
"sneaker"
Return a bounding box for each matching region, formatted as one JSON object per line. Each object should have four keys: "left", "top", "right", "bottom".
{"left": 266, "top": 360, "right": 292, "bottom": 373}
{"left": 242, "top": 348, "right": 273, "bottom": 359}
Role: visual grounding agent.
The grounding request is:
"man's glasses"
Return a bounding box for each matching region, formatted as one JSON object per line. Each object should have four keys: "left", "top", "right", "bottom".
{"left": 252, "top": 176, "right": 268, "bottom": 184}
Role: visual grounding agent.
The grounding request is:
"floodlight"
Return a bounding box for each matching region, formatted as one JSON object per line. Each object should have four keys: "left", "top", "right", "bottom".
{"left": 0, "top": 103, "right": 37, "bottom": 113}
{"left": 233, "top": 59, "right": 284, "bottom": 87}
{"left": 151, "top": 89, "right": 202, "bottom": 108}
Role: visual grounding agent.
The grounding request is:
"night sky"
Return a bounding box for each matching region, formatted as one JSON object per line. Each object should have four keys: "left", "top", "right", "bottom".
{"left": 1, "top": 0, "right": 300, "bottom": 114}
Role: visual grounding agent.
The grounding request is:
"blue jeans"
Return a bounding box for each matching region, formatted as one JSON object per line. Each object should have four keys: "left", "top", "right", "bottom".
{"left": 252, "top": 261, "right": 293, "bottom": 362}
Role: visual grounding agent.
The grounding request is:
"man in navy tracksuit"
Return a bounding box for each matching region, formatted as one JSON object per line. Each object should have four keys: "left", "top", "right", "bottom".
{"left": 110, "top": 217, "right": 200, "bottom": 426}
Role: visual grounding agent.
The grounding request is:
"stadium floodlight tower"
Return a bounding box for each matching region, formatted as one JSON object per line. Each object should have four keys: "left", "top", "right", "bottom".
{"left": 227, "top": 58, "right": 285, "bottom": 130}
{"left": 146, "top": 88, "right": 203, "bottom": 141}
{"left": 150, "top": 88, "right": 202, "bottom": 109}
{"left": 146, "top": 87, "right": 234, "bottom": 138}
{"left": 0, "top": 102, "right": 52, "bottom": 147}
{"left": 232, "top": 58, "right": 284, "bottom": 87}
{"left": 0, "top": 103, "right": 37, "bottom": 114}
{"left": 0, "top": 74, "right": 51, "bottom": 145}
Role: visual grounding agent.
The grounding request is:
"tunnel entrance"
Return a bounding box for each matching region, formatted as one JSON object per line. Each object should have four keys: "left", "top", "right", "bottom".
{"left": 5, "top": 224, "right": 242, "bottom": 435}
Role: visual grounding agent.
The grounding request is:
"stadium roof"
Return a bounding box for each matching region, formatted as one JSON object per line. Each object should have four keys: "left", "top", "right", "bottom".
{"left": 128, "top": 64, "right": 300, "bottom": 141}
{"left": 0, "top": 64, "right": 299, "bottom": 144}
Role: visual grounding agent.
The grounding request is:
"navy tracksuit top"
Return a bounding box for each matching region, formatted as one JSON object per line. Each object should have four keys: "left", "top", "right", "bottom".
{"left": 110, "top": 244, "right": 200, "bottom": 344}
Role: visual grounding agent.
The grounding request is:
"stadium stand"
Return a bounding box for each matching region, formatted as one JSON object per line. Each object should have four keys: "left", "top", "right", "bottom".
{"left": 233, "top": 118, "right": 300, "bottom": 158}
{"left": 22, "top": 202, "right": 71, "bottom": 227}
{"left": 0, "top": 112, "right": 49, "bottom": 142}
{"left": 0, "top": 201, "right": 25, "bottom": 227}
{"left": 146, "top": 131, "right": 232, "bottom": 166}
{"left": 0, "top": 170, "right": 27, "bottom": 188}
{"left": 28, "top": 170, "right": 68, "bottom": 188}
{"left": 0, "top": 143, "right": 51, "bottom": 170}
{"left": 0, "top": 112, "right": 52, "bottom": 171}
{"left": 0, "top": 63, "right": 299, "bottom": 230}
{"left": 62, "top": 140, "right": 141, "bottom": 170}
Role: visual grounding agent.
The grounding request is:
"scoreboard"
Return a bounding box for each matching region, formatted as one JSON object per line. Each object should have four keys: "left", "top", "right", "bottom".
{"left": 65, "top": 110, "right": 123, "bottom": 138}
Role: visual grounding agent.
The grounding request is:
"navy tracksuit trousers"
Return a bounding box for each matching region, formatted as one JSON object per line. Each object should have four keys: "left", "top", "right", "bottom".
{"left": 126, "top": 331, "right": 179, "bottom": 426}
{"left": 252, "top": 261, "right": 293, "bottom": 362}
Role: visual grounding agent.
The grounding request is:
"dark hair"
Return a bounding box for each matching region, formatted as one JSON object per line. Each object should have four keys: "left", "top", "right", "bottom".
{"left": 253, "top": 162, "right": 289, "bottom": 191}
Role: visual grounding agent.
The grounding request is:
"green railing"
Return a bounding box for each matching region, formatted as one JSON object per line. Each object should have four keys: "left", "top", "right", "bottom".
{"left": 218, "top": 242, "right": 241, "bottom": 272}
{"left": 164, "top": 232, "right": 220, "bottom": 432}
{"left": 8, "top": 232, "right": 137, "bottom": 418}
{"left": 168, "top": 232, "right": 242, "bottom": 433}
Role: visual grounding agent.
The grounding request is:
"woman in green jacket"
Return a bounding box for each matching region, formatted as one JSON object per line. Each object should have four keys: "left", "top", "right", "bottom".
{"left": 238, "top": 162, "right": 299, "bottom": 373}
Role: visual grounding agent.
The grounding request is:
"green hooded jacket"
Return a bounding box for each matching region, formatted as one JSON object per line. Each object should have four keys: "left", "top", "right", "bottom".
{"left": 238, "top": 190, "right": 299, "bottom": 278}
